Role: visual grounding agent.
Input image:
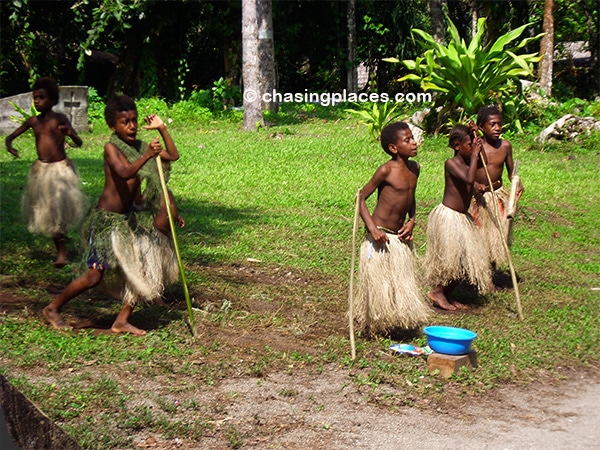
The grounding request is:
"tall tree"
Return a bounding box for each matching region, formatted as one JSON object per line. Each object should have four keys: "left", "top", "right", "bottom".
{"left": 429, "top": 0, "right": 446, "bottom": 43}
{"left": 347, "top": 0, "right": 358, "bottom": 92}
{"left": 242, "top": 0, "right": 263, "bottom": 130}
{"left": 539, "top": 0, "right": 555, "bottom": 96}
{"left": 257, "top": 0, "right": 277, "bottom": 113}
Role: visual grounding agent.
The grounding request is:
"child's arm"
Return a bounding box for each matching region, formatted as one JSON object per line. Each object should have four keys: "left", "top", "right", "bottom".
{"left": 143, "top": 114, "right": 179, "bottom": 161}
{"left": 56, "top": 114, "right": 82, "bottom": 147}
{"left": 104, "top": 139, "right": 162, "bottom": 180}
{"left": 397, "top": 162, "right": 419, "bottom": 240}
{"left": 359, "top": 165, "right": 390, "bottom": 245}
{"left": 447, "top": 137, "right": 481, "bottom": 184}
{"left": 4, "top": 120, "right": 33, "bottom": 158}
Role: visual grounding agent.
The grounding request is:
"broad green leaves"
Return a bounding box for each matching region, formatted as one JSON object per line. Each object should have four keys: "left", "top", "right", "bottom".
{"left": 345, "top": 101, "right": 403, "bottom": 141}
{"left": 388, "top": 17, "right": 543, "bottom": 133}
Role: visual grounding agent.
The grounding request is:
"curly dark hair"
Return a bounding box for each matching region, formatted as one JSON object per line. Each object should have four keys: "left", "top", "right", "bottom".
{"left": 104, "top": 94, "right": 137, "bottom": 127}
{"left": 380, "top": 121, "right": 410, "bottom": 155}
{"left": 476, "top": 105, "right": 502, "bottom": 127}
{"left": 32, "top": 77, "right": 59, "bottom": 105}
{"left": 448, "top": 124, "right": 472, "bottom": 149}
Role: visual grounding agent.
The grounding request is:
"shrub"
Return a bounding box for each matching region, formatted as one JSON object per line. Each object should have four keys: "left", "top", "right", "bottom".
{"left": 385, "top": 16, "right": 543, "bottom": 133}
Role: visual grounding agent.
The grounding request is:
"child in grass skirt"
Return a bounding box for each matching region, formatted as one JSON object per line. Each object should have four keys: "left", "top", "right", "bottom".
{"left": 5, "top": 77, "right": 88, "bottom": 267}
{"left": 43, "top": 96, "right": 183, "bottom": 336}
{"left": 354, "top": 122, "right": 430, "bottom": 334}
{"left": 425, "top": 124, "right": 493, "bottom": 311}
{"left": 470, "top": 184, "right": 510, "bottom": 265}
{"left": 470, "top": 106, "right": 523, "bottom": 267}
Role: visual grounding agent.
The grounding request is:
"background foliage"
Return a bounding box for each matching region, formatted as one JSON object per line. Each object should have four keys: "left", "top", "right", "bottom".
{"left": 1, "top": 0, "right": 597, "bottom": 102}
{"left": 390, "top": 16, "right": 543, "bottom": 132}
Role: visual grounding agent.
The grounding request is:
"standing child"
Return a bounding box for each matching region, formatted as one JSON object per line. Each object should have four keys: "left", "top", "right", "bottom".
{"left": 425, "top": 124, "right": 493, "bottom": 310}
{"left": 5, "top": 77, "right": 88, "bottom": 267}
{"left": 43, "top": 95, "right": 182, "bottom": 336}
{"left": 470, "top": 106, "right": 523, "bottom": 268}
{"left": 354, "top": 122, "right": 430, "bottom": 334}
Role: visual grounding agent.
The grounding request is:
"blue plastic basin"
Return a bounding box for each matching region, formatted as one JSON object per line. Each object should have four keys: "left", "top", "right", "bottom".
{"left": 423, "top": 326, "right": 477, "bottom": 355}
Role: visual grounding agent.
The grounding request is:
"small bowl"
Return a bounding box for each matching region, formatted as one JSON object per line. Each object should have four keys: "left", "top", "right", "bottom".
{"left": 423, "top": 326, "right": 477, "bottom": 355}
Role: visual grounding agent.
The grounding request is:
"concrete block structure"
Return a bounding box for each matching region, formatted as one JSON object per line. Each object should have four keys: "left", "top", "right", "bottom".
{"left": 0, "top": 86, "right": 89, "bottom": 135}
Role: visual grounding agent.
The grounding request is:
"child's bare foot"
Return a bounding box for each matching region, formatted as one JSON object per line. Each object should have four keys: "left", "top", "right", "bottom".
{"left": 54, "top": 236, "right": 70, "bottom": 267}
{"left": 43, "top": 306, "right": 73, "bottom": 331}
{"left": 428, "top": 291, "right": 457, "bottom": 311}
{"left": 152, "top": 297, "right": 166, "bottom": 307}
{"left": 53, "top": 256, "right": 69, "bottom": 268}
{"left": 111, "top": 322, "right": 147, "bottom": 336}
{"left": 450, "top": 300, "right": 470, "bottom": 310}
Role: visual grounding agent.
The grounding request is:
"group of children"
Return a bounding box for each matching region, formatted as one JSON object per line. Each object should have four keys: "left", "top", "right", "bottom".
{"left": 5, "top": 78, "right": 521, "bottom": 337}
{"left": 355, "top": 106, "right": 523, "bottom": 334}
{"left": 5, "top": 78, "right": 183, "bottom": 336}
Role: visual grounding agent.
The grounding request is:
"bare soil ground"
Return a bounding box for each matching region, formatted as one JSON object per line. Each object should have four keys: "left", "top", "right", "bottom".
{"left": 137, "top": 366, "right": 599, "bottom": 450}
{"left": 1, "top": 262, "right": 599, "bottom": 449}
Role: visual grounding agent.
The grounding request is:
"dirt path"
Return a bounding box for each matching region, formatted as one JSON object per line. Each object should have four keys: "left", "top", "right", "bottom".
{"left": 126, "top": 367, "right": 599, "bottom": 449}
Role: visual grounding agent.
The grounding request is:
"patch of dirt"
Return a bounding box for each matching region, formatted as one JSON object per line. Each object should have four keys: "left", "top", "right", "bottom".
{"left": 1, "top": 263, "right": 599, "bottom": 449}
{"left": 131, "top": 365, "right": 599, "bottom": 450}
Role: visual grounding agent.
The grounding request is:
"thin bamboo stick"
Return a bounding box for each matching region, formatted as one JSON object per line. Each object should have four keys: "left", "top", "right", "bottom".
{"left": 156, "top": 156, "right": 198, "bottom": 338}
{"left": 347, "top": 189, "right": 361, "bottom": 360}
{"left": 478, "top": 151, "right": 524, "bottom": 321}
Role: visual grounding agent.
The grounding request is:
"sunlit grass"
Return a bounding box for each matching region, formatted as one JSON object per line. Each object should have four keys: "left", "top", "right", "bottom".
{"left": 1, "top": 105, "right": 599, "bottom": 449}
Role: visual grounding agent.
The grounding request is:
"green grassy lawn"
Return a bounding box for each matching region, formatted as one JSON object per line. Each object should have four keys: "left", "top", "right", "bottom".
{"left": 1, "top": 104, "right": 599, "bottom": 448}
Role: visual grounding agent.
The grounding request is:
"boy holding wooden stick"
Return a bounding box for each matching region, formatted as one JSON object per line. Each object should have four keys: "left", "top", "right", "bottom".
{"left": 354, "top": 122, "right": 430, "bottom": 334}
{"left": 43, "top": 95, "right": 183, "bottom": 336}
{"left": 470, "top": 106, "right": 523, "bottom": 269}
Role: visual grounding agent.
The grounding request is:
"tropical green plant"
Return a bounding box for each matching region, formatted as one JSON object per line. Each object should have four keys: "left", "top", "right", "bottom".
{"left": 385, "top": 16, "right": 543, "bottom": 133}
{"left": 8, "top": 101, "right": 38, "bottom": 124}
{"left": 211, "top": 77, "right": 242, "bottom": 109}
{"left": 345, "top": 101, "right": 403, "bottom": 141}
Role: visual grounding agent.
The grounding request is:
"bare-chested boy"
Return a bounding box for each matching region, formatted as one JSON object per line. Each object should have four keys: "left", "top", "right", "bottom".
{"left": 470, "top": 106, "right": 523, "bottom": 269}
{"left": 43, "top": 95, "right": 182, "bottom": 336}
{"left": 425, "top": 124, "right": 493, "bottom": 310}
{"left": 5, "top": 77, "right": 87, "bottom": 267}
{"left": 354, "top": 122, "right": 430, "bottom": 334}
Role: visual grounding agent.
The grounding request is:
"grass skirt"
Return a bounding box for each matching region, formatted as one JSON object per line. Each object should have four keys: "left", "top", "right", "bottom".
{"left": 22, "top": 159, "right": 88, "bottom": 237}
{"left": 469, "top": 186, "right": 510, "bottom": 265}
{"left": 355, "top": 232, "right": 430, "bottom": 333}
{"left": 82, "top": 209, "right": 179, "bottom": 306}
{"left": 424, "top": 204, "right": 492, "bottom": 293}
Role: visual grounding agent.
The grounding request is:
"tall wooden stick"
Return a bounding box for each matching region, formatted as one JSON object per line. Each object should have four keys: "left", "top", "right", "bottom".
{"left": 347, "top": 189, "right": 361, "bottom": 360}
{"left": 156, "top": 156, "right": 198, "bottom": 338}
{"left": 478, "top": 154, "right": 524, "bottom": 321}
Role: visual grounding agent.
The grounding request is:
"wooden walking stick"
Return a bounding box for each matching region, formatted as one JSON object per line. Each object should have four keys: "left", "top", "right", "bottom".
{"left": 506, "top": 159, "right": 521, "bottom": 238}
{"left": 347, "top": 188, "right": 361, "bottom": 360}
{"left": 506, "top": 159, "right": 520, "bottom": 220}
{"left": 478, "top": 147, "right": 524, "bottom": 321}
{"left": 156, "top": 156, "right": 198, "bottom": 339}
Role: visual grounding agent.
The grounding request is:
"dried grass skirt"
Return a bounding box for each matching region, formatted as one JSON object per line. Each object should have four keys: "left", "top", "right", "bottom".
{"left": 22, "top": 159, "right": 88, "bottom": 237}
{"left": 469, "top": 186, "right": 511, "bottom": 265}
{"left": 355, "top": 232, "right": 430, "bottom": 333}
{"left": 83, "top": 209, "right": 179, "bottom": 307}
{"left": 424, "top": 204, "right": 492, "bottom": 293}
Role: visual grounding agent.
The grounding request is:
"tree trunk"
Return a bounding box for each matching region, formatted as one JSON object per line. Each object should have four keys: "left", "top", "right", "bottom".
{"left": 471, "top": 0, "right": 478, "bottom": 39}
{"left": 257, "top": 0, "right": 277, "bottom": 113}
{"left": 242, "top": 0, "right": 263, "bottom": 130}
{"left": 429, "top": 0, "right": 445, "bottom": 44}
{"left": 539, "top": 0, "right": 555, "bottom": 97}
{"left": 346, "top": 0, "right": 358, "bottom": 92}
